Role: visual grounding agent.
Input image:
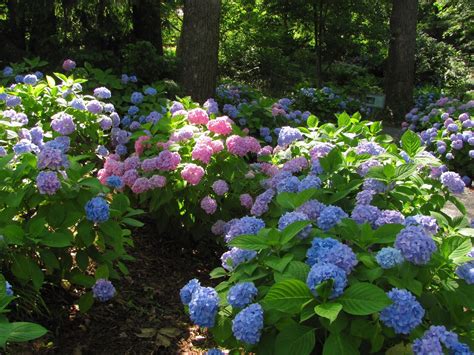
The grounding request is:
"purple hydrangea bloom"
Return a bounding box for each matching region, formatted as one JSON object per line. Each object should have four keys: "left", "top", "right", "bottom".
{"left": 13, "top": 139, "right": 38, "bottom": 155}
{"left": 92, "top": 279, "right": 116, "bottom": 302}
{"left": 404, "top": 215, "right": 438, "bottom": 235}
{"left": 51, "top": 112, "right": 76, "bottom": 135}
{"left": 85, "top": 197, "right": 110, "bottom": 223}
{"left": 374, "top": 210, "right": 405, "bottom": 228}
{"left": 296, "top": 199, "right": 326, "bottom": 221}
{"left": 5, "top": 281, "right": 13, "bottom": 296}
{"left": 70, "top": 98, "right": 86, "bottom": 110}
{"left": 45, "top": 136, "right": 70, "bottom": 152}
{"left": 250, "top": 188, "right": 275, "bottom": 216}
{"left": 29, "top": 126, "right": 43, "bottom": 146}
{"left": 189, "top": 287, "right": 219, "bottom": 328}
{"left": 363, "top": 178, "right": 389, "bottom": 193}
{"left": 278, "top": 211, "right": 311, "bottom": 238}
{"left": 232, "top": 303, "right": 264, "bottom": 344}
{"left": 227, "top": 282, "right": 258, "bottom": 309}
{"left": 376, "top": 247, "right": 404, "bottom": 269}
{"left": 170, "top": 101, "right": 184, "bottom": 114}
{"left": 6, "top": 95, "right": 21, "bottom": 107}
{"left": 440, "top": 172, "right": 465, "bottom": 194}
{"left": 86, "top": 100, "right": 103, "bottom": 114}
{"left": 356, "top": 190, "right": 375, "bottom": 205}
{"left": 351, "top": 204, "right": 381, "bottom": 227}
{"left": 395, "top": 226, "right": 436, "bottom": 265}
{"left": 355, "top": 140, "right": 386, "bottom": 156}
{"left": 96, "top": 145, "right": 109, "bottom": 157}
{"left": 306, "top": 237, "right": 357, "bottom": 274}
{"left": 317, "top": 205, "right": 348, "bottom": 231}
{"left": 276, "top": 175, "right": 300, "bottom": 193}
{"left": 93, "top": 87, "right": 112, "bottom": 99}
{"left": 221, "top": 248, "right": 257, "bottom": 271}
{"left": 99, "top": 116, "right": 113, "bottom": 130}
{"left": 37, "top": 147, "right": 69, "bottom": 170}
{"left": 36, "top": 171, "right": 61, "bottom": 195}
{"left": 180, "top": 279, "right": 201, "bottom": 305}
{"left": 380, "top": 288, "right": 424, "bottom": 334}
{"left": 298, "top": 175, "right": 321, "bottom": 192}
{"left": 306, "top": 262, "right": 347, "bottom": 299}
{"left": 455, "top": 261, "right": 474, "bottom": 285}
{"left": 212, "top": 180, "right": 229, "bottom": 196}
{"left": 277, "top": 126, "right": 303, "bottom": 146}
{"left": 357, "top": 159, "right": 382, "bottom": 177}
{"left": 115, "top": 144, "right": 128, "bottom": 156}
{"left": 412, "top": 325, "right": 472, "bottom": 355}
{"left": 225, "top": 216, "right": 265, "bottom": 243}
{"left": 0, "top": 146, "right": 6, "bottom": 156}
{"left": 310, "top": 142, "right": 335, "bottom": 158}
{"left": 204, "top": 98, "right": 219, "bottom": 115}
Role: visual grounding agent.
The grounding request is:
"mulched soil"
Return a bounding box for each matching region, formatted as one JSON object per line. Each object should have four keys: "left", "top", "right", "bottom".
{"left": 7, "top": 220, "right": 224, "bottom": 354}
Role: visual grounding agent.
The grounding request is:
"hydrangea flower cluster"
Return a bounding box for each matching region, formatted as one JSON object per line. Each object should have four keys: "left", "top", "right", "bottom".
{"left": 394, "top": 226, "right": 436, "bottom": 265}
{"left": 455, "top": 261, "right": 474, "bottom": 284}
{"left": 306, "top": 237, "right": 358, "bottom": 274}
{"left": 224, "top": 216, "right": 265, "bottom": 242}
{"left": 92, "top": 279, "right": 116, "bottom": 302}
{"left": 231, "top": 303, "right": 264, "bottom": 344}
{"left": 278, "top": 211, "right": 312, "bottom": 238}
{"left": 380, "top": 288, "right": 424, "bottom": 334}
{"left": 317, "top": 205, "right": 348, "bottom": 231}
{"left": 306, "top": 262, "right": 347, "bottom": 299}
{"left": 227, "top": 282, "right": 258, "bottom": 308}
{"left": 189, "top": 287, "right": 220, "bottom": 328}
{"left": 412, "top": 325, "right": 472, "bottom": 355}
{"left": 376, "top": 247, "right": 404, "bottom": 269}
{"left": 85, "top": 197, "right": 110, "bottom": 223}
{"left": 277, "top": 126, "right": 303, "bottom": 146}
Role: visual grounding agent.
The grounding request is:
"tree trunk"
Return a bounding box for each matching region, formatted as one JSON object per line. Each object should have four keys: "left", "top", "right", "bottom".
{"left": 132, "top": 0, "right": 164, "bottom": 55}
{"left": 384, "top": 0, "right": 418, "bottom": 121}
{"left": 178, "top": 0, "right": 221, "bottom": 103}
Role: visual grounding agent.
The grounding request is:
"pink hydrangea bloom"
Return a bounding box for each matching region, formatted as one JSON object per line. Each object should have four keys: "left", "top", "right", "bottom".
{"left": 212, "top": 180, "right": 229, "bottom": 195}
{"left": 104, "top": 157, "right": 125, "bottom": 176}
{"left": 207, "top": 116, "right": 233, "bottom": 135}
{"left": 192, "top": 143, "right": 213, "bottom": 164}
{"left": 141, "top": 157, "right": 158, "bottom": 172}
{"left": 135, "top": 135, "right": 151, "bottom": 156}
{"left": 260, "top": 163, "right": 279, "bottom": 176}
{"left": 97, "top": 168, "right": 110, "bottom": 185}
{"left": 240, "top": 194, "right": 253, "bottom": 209}
{"left": 282, "top": 157, "right": 309, "bottom": 173}
{"left": 244, "top": 136, "right": 261, "bottom": 153}
{"left": 188, "top": 108, "right": 209, "bottom": 125}
{"left": 156, "top": 150, "right": 181, "bottom": 171}
{"left": 62, "top": 59, "right": 76, "bottom": 71}
{"left": 122, "top": 169, "right": 139, "bottom": 187}
{"left": 258, "top": 145, "right": 273, "bottom": 156}
{"left": 226, "top": 135, "right": 260, "bottom": 156}
{"left": 211, "top": 220, "right": 226, "bottom": 235}
{"left": 108, "top": 153, "right": 121, "bottom": 161}
{"left": 170, "top": 126, "right": 196, "bottom": 142}
{"left": 173, "top": 109, "right": 188, "bottom": 117}
{"left": 124, "top": 155, "right": 141, "bottom": 170}
{"left": 131, "top": 177, "right": 151, "bottom": 194}
{"left": 156, "top": 141, "right": 172, "bottom": 150}
{"left": 181, "top": 163, "right": 205, "bottom": 185}
{"left": 210, "top": 140, "right": 224, "bottom": 153}
{"left": 201, "top": 196, "right": 217, "bottom": 214}
{"left": 149, "top": 175, "right": 166, "bottom": 188}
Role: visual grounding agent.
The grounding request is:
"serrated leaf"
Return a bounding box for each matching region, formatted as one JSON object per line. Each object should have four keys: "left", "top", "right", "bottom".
{"left": 263, "top": 279, "right": 313, "bottom": 314}
{"left": 338, "top": 282, "right": 391, "bottom": 315}
{"left": 275, "top": 325, "right": 315, "bottom": 355}
{"left": 315, "top": 302, "right": 342, "bottom": 323}
{"left": 228, "top": 234, "right": 270, "bottom": 251}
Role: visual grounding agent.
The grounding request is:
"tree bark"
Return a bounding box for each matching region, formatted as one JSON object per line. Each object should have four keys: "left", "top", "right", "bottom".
{"left": 384, "top": 0, "right": 418, "bottom": 121}
{"left": 178, "top": 0, "right": 221, "bottom": 103}
{"left": 132, "top": 0, "right": 164, "bottom": 55}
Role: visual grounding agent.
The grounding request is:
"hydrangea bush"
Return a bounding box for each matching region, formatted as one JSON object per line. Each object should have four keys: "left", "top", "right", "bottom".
{"left": 403, "top": 96, "right": 474, "bottom": 180}
{"left": 0, "top": 68, "right": 142, "bottom": 316}
{"left": 181, "top": 114, "right": 474, "bottom": 353}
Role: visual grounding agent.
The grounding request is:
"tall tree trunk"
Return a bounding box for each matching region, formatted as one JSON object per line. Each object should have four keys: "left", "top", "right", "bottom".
{"left": 178, "top": 0, "right": 221, "bottom": 103}
{"left": 384, "top": 0, "right": 418, "bottom": 121}
{"left": 132, "top": 0, "right": 164, "bottom": 55}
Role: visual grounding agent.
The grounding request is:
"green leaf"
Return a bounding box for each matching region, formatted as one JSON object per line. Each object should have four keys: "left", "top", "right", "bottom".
{"left": 264, "top": 254, "right": 294, "bottom": 273}
{"left": 338, "top": 282, "right": 391, "bottom": 315}
{"left": 122, "top": 218, "right": 144, "bottom": 227}
{"left": 210, "top": 267, "right": 227, "bottom": 279}
{"left": 323, "top": 333, "right": 359, "bottom": 355}
{"left": 110, "top": 194, "right": 129, "bottom": 214}
{"left": 337, "top": 112, "right": 351, "bottom": 128}
{"left": 40, "top": 230, "right": 73, "bottom": 247}
{"left": 280, "top": 220, "right": 311, "bottom": 244}
{"left": 77, "top": 292, "right": 94, "bottom": 312}
{"left": 228, "top": 234, "right": 270, "bottom": 251}
{"left": 11, "top": 255, "right": 44, "bottom": 290}
{"left": 315, "top": 302, "right": 342, "bottom": 323}
{"left": 46, "top": 75, "right": 55, "bottom": 87}
{"left": 1, "top": 224, "right": 25, "bottom": 245}
{"left": 274, "top": 261, "right": 310, "bottom": 283}
{"left": 99, "top": 221, "right": 123, "bottom": 238}
{"left": 0, "top": 322, "right": 47, "bottom": 344}
{"left": 373, "top": 224, "right": 404, "bottom": 244}
{"left": 263, "top": 279, "right": 313, "bottom": 314}
{"left": 95, "top": 264, "right": 109, "bottom": 279}
{"left": 307, "top": 115, "right": 318, "bottom": 128}
{"left": 400, "top": 130, "right": 421, "bottom": 157}
{"left": 393, "top": 164, "right": 417, "bottom": 181}
{"left": 275, "top": 325, "right": 315, "bottom": 355}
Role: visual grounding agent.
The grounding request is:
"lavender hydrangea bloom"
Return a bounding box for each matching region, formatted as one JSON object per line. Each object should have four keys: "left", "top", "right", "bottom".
{"left": 363, "top": 178, "right": 389, "bottom": 193}
{"left": 221, "top": 248, "right": 257, "bottom": 271}
{"left": 99, "top": 116, "right": 113, "bottom": 130}
{"left": 357, "top": 159, "right": 382, "bottom": 176}
{"left": 6, "top": 95, "right": 21, "bottom": 107}
{"left": 306, "top": 237, "right": 357, "bottom": 274}
{"left": 85, "top": 197, "right": 110, "bottom": 223}
{"left": 37, "top": 147, "right": 69, "bottom": 170}
{"left": 356, "top": 190, "right": 375, "bottom": 205}
{"left": 86, "top": 100, "right": 103, "bottom": 114}
{"left": 395, "top": 226, "right": 436, "bottom": 265}
{"left": 115, "top": 144, "right": 128, "bottom": 156}
{"left": 232, "top": 303, "right": 264, "bottom": 344}
{"left": 306, "top": 262, "right": 347, "bottom": 299}
{"left": 36, "top": 171, "right": 61, "bottom": 195}
{"left": 276, "top": 175, "right": 300, "bottom": 193}
{"left": 212, "top": 180, "right": 229, "bottom": 196}
{"left": 131, "top": 92, "right": 144, "bottom": 104}
{"left": 296, "top": 199, "right": 326, "bottom": 221}
{"left": 404, "top": 215, "right": 438, "bottom": 235}
{"left": 376, "top": 247, "right": 404, "bottom": 269}
{"left": 180, "top": 279, "right": 201, "bottom": 305}
{"left": 225, "top": 216, "right": 265, "bottom": 243}
{"left": 96, "top": 145, "right": 109, "bottom": 157}
{"left": 51, "top": 112, "right": 76, "bottom": 135}
{"left": 351, "top": 204, "right": 381, "bottom": 227}
{"left": 455, "top": 261, "right": 474, "bottom": 284}
{"left": 0, "top": 146, "right": 6, "bottom": 156}
{"left": 92, "top": 279, "right": 116, "bottom": 302}
{"left": 189, "top": 287, "right": 219, "bottom": 327}
{"left": 317, "top": 205, "right": 348, "bottom": 231}
{"left": 45, "top": 136, "right": 70, "bottom": 152}
{"left": 227, "top": 282, "right": 258, "bottom": 308}
{"left": 440, "top": 172, "right": 465, "bottom": 194}
{"left": 204, "top": 98, "right": 219, "bottom": 114}
{"left": 251, "top": 188, "right": 275, "bottom": 216}
{"left": 380, "top": 288, "right": 424, "bottom": 334}
{"left": 23, "top": 74, "right": 38, "bottom": 85}
{"left": 374, "top": 210, "right": 405, "bottom": 228}
{"left": 29, "top": 126, "right": 43, "bottom": 146}
{"left": 298, "top": 175, "right": 321, "bottom": 192}
{"left": 355, "top": 140, "right": 386, "bottom": 156}
{"left": 70, "top": 98, "right": 86, "bottom": 110}
{"left": 278, "top": 212, "right": 311, "bottom": 238}
{"left": 170, "top": 101, "right": 184, "bottom": 114}
{"left": 412, "top": 325, "right": 472, "bottom": 355}
{"left": 93, "top": 87, "right": 112, "bottom": 99}
{"left": 277, "top": 126, "right": 303, "bottom": 146}
{"left": 13, "top": 139, "right": 38, "bottom": 155}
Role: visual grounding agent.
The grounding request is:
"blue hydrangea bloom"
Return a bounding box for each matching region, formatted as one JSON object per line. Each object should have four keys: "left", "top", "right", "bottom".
{"left": 395, "top": 226, "right": 436, "bottom": 265}
{"left": 440, "top": 172, "right": 465, "bottom": 194}
{"left": 355, "top": 140, "right": 386, "bottom": 156}
{"left": 189, "top": 287, "right": 219, "bottom": 328}
{"left": 380, "top": 288, "right": 424, "bottom": 334}
{"left": 224, "top": 216, "right": 265, "bottom": 243}
{"left": 277, "top": 126, "right": 303, "bottom": 146}
{"left": 96, "top": 145, "right": 109, "bottom": 157}
{"left": 144, "top": 87, "right": 157, "bottom": 96}
{"left": 404, "top": 215, "right": 438, "bottom": 235}
{"left": 29, "top": 126, "right": 43, "bottom": 146}
{"left": 70, "top": 98, "right": 86, "bottom": 110}
{"left": 92, "top": 279, "right": 116, "bottom": 302}
{"left": 23, "top": 74, "right": 38, "bottom": 85}
{"left": 455, "top": 261, "right": 474, "bottom": 285}
{"left": 93, "top": 87, "right": 112, "bottom": 99}
{"left": 227, "top": 282, "right": 258, "bottom": 308}
{"left": 206, "top": 349, "right": 223, "bottom": 355}
{"left": 374, "top": 210, "right": 405, "bottom": 228}
{"left": 276, "top": 175, "right": 300, "bottom": 193}
{"left": 355, "top": 190, "right": 375, "bottom": 205}
{"left": 131, "top": 92, "right": 144, "bottom": 104}
{"left": 412, "top": 325, "right": 472, "bottom": 355}
{"left": 106, "top": 175, "right": 124, "bottom": 189}
{"left": 298, "top": 175, "right": 321, "bottom": 192}
{"left": 306, "top": 237, "right": 358, "bottom": 274}
{"left": 170, "top": 102, "right": 184, "bottom": 114}
{"left": 5, "top": 281, "right": 13, "bottom": 296}
{"left": 221, "top": 248, "right": 257, "bottom": 271}
{"left": 363, "top": 178, "right": 389, "bottom": 193}
{"left": 13, "top": 139, "right": 38, "bottom": 155}
{"left": 203, "top": 98, "right": 219, "bottom": 115}
{"left": 296, "top": 199, "right": 326, "bottom": 221}
{"left": 2, "top": 66, "right": 13, "bottom": 76}
{"left": 351, "top": 204, "right": 381, "bottom": 227}
{"left": 85, "top": 197, "right": 110, "bottom": 223}
{"left": 306, "top": 262, "right": 347, "bottom": 299}
{"left": 128, "top": 105, "right": 139, "bottom": 115}
{"left": 317, "top": 205, "right": 348, "bottom": 231}
{"left": 376, "top": 247, "right": 404, "bottom": 269}
{"left": 6, "top": 95, "right": 21, "bottom": 107}
{"left": 115, "top": 144, "right": 128, "bottom": 156}
{"left": 180, "top": 278, "right": 201, "bottom": 305}
{"left": 260, "top": 127, "right": 271, "bottom": 137}
{"left": 278, "top": 211, "right": 311, "bottom": 238}
{"left": 232, "top": 303, "right": 264, "bottom": 344}
{"left": 0, "top": 146, "right": 6, "bottom": 156}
